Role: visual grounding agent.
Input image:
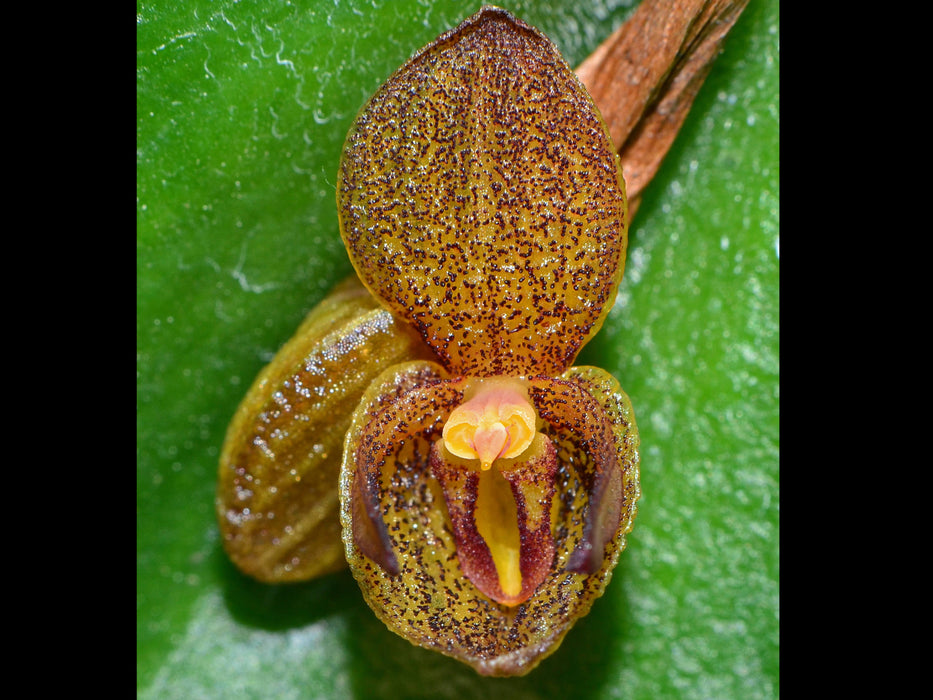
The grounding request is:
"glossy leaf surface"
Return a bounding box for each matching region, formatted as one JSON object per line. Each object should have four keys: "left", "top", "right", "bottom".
{"left": 137, "top": 1, "right": 779, "bottom": 697}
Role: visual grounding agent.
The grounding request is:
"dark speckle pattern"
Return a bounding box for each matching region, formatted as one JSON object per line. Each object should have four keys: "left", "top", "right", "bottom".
{"left": 339, "top": 362, "right": 639, "bottom": 676}
{"left": 338, "top": 7, "right": 628, "bottom": 378}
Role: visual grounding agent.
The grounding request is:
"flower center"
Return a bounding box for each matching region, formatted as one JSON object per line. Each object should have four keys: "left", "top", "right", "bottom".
{"left": 442, "top": 378, "right": 537, "bottom": 470}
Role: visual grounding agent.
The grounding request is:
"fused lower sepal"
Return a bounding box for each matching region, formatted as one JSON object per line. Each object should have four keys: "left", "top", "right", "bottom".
{"left": 339, "top": 362, "right": 640, "bottom": 675}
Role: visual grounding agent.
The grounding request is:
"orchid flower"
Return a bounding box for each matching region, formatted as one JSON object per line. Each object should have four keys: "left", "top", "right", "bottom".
{"left": 336, "top": 7, "right": 639, "bottom": 675}
{"left": 219, "top": 6, "right": 640, "bottom": 677}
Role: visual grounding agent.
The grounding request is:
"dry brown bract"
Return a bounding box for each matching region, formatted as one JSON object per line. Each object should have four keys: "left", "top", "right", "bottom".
{"left": 577, "top": 0, "right": 750, "bottom": 215}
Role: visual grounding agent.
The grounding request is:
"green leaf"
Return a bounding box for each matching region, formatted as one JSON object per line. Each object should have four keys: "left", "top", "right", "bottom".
{"left": 137, "top": 1, "right": 779, "bottom": 697}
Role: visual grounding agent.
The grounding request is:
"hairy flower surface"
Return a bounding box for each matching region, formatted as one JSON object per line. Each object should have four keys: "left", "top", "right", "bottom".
{"left": 336, "top": 6, "right": 640, "bottom": 676}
